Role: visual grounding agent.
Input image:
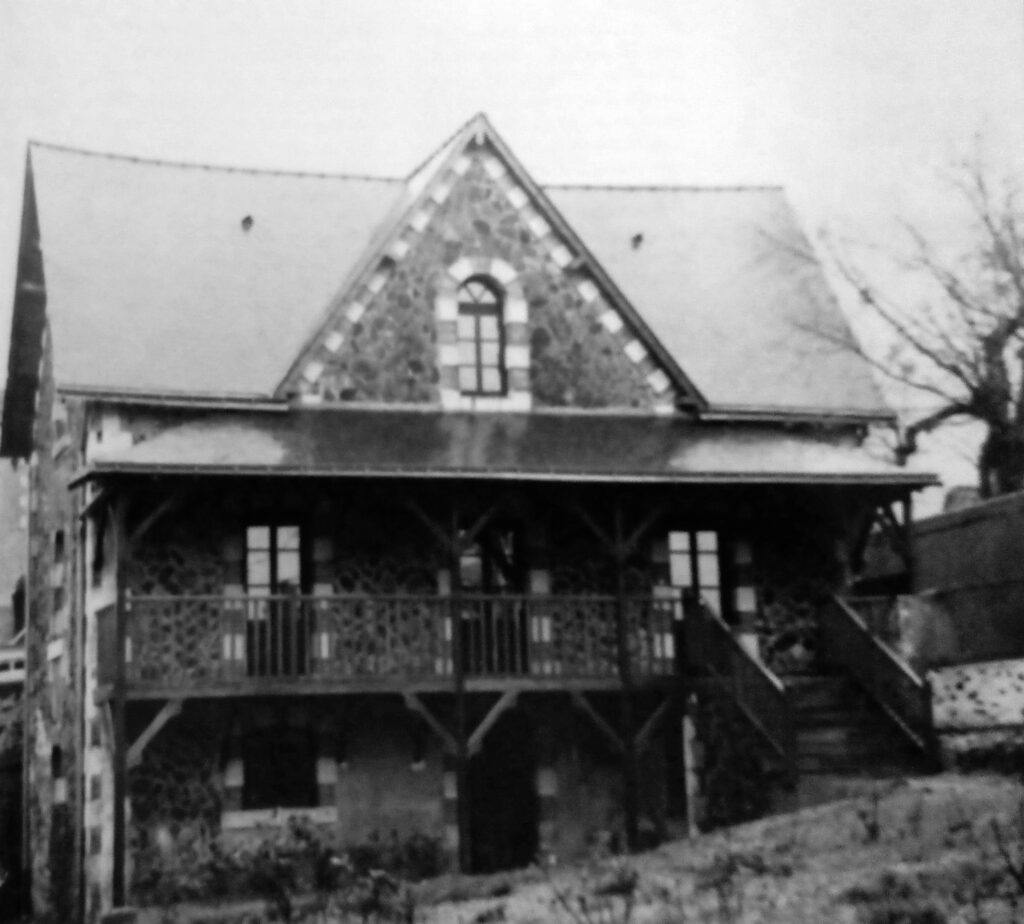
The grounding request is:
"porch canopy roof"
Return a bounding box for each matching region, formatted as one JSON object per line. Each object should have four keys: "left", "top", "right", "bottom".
{"left": 79, "top": 409, "right": 935, "bottom": 487}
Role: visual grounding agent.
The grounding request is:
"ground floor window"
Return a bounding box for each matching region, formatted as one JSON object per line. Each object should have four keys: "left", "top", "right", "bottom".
{"left": 242, "top": 726, "right": 318, "bottom": 809}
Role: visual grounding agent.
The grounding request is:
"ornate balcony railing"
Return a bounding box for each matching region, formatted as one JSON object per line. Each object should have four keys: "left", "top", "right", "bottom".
{"left": 822, "top": 595, "right": 934, "bottom": 755}
{"left": 0, "top": 629, "right": 25, "bottom": 685}
{"left": 97, "top": 593, "right": 679, "bottom": 691}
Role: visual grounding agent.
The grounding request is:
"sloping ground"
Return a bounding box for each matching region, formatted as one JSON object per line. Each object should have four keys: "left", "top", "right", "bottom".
{"left": 422, "top": 774, "right": 1024, "bottom": 924}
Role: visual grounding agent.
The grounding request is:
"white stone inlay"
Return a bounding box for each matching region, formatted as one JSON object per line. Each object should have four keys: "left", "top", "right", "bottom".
{"left": 490, "top": 259, "right": 518, "bottom": 284}
{"left": 324, "top": 331, "right": 344, "bottom": 353}
{"left": 537, "top": 768, "right": 558, "bottom": 797}
{"left": 452, "top": 155, "right": 471, "bottom": 176}
{"left": 600, "top": 310, "right": 624, "bottom": 334}
{"left": 449, "top": 257, "right": 475, "bottom": 280}
{"left": 346, "top": 301, "right": 366, "bottom": 323}
{"left": 653, "top": 401, "right": 675, "bottom": 416}
{"left": 390, "top": 238, "right": 410, "bottom": 260}
{"left": 303, "top": 360, "right": 324, "bottom": 383}
{"left": 646, "top": 369, "right": 671, "bottom": 393}
{"left": 528, "top": 214, "right": 551, "bottom": 238}
{"left": 506, "top": 186, "right": 528, "bottom": 209}
{"left": 624, "top": 340, "right": 647, "bottom": 363}
{"left": 483, "top": 156, "right": 507, "bottom": 179}
{"left": 367, "top": 271, "right": 387, "bottom": 295}
{"left": 550, "top": 244, "right": 572, "bottom": 268}
{"left": 439, "top": 387, "right": 462, "bottom": 409}
{"left": 505, "top": 344, "right": 530, "bottom": 369}
{"left": 410, "top": 210, "right": 431, "bottom": 232}
{"left": 435, "top": 295, "right": 458, "bottom": 321}
{"left": 431, "top": 180, "right": 452, "bottom": 204}
{"left": 505, "top": 297, "right": 528, "bottom": 323}
{"left": 316, "top": 757, "right": 338, "bottom": 785}
{"left": 577, "top": 279, "right": 599, "bottom": 303}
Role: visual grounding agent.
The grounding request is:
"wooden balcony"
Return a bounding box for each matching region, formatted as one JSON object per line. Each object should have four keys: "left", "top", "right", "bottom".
{"left": 97, "top": 593, "right": 679, "bottom": 698}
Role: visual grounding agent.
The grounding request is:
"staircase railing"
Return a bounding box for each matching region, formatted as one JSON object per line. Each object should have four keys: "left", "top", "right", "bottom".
{"left": 684, "top": 597, "right": 797, "bottom": 785}
{"left": 823, "top": 595, "right": 934, "bottom": 756}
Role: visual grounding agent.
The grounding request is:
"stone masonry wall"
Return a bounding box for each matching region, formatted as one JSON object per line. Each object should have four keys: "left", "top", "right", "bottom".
{"left": 23, "top": 325, "right": 87, "bottom": 922}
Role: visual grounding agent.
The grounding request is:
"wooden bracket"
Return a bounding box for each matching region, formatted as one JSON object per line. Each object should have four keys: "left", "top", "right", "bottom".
{"left": 635, "top": 695, "right": 673, "bottom": 753}
{"left": 405, "top": 501, "right": 454, "bottom": 554}
{"left": 127, "top": 698, "right": 184, "bottom": 769}
{"left": 403, "top": 692, "right": 457, "bottom": 755}
{"left": 571, "top": 691, "right": 624, "bottom": 754}
{"left": 127, "top": 489, "right": 190, "bottom": 551}
{"left": 467, "top": 690, "right": 518, "bottom": 757}
{"left": 570, "top": 504, "right": 614, "bottom": 552}
{"left": 623, "top": 508, "right": 663, "bottom": 557}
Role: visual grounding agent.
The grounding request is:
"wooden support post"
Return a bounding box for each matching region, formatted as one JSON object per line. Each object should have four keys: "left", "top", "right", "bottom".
{"left": 613, "top": 501, "right": 640, "bottom": 853}
{"left": 449, "top": 506, "right": 472, "bottom": 874}
{"left": 127, "top": 698, "right": 184, "bottom": 769}
{"left": 902, "top": 491, "right": 915, "bottom": 592}
{"left": 111, "top": 502, "right": 127, "bottom": 907}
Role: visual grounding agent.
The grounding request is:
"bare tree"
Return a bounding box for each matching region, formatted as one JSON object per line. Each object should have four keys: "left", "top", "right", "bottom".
{"left": 825, "top": 160, "right": 1024, "bottom": 498}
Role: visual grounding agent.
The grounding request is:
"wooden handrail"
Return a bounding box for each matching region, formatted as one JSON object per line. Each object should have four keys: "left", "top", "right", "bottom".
{"left": 684, "top": 599, "right": 796, "bottom": 785}
{"left": 825, "top": 595, "right": 933, "bottom": 754}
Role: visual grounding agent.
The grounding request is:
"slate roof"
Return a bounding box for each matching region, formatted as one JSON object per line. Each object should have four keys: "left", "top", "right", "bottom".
{"left": 79, "top": 408, "right": 932, "bottom": 487}
{"left": 14, "top": 120, "right": 888, "bottom": 418}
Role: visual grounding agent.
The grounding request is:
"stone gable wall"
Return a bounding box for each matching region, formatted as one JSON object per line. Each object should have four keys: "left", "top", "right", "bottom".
{"left": 293, "top": 143, "right": 674, "bottom": 411}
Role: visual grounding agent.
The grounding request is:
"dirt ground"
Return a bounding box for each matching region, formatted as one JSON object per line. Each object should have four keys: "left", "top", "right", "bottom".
{"left": 418, "top": 773, "right": 1024, "bottom": 924}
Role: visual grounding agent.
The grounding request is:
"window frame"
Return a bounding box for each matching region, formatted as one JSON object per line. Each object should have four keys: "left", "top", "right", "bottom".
{"left": 666, "top": 529, "right": 731, "bottom": 622}
{"left": 456, "top": 276, "right": 507, "bottom": 397}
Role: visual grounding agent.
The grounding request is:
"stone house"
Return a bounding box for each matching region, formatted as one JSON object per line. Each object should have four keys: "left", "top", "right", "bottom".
{"left": 1, "top": 114, "right": 935, "bottom": 922}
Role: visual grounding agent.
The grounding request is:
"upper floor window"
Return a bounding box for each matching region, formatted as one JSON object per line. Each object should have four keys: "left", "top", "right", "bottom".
{"left": 246, "top": 525, "right": 302, "bottom": 595}
{"left": 457, "top": 277, "right": 506, "bottom": 395}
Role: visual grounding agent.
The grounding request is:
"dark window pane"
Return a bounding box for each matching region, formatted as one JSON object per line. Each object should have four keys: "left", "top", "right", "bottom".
{"left": 243, "top": 727, "right": 317, "bottom": 809}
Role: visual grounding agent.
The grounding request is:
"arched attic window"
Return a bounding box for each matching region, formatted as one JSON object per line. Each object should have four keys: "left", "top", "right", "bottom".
{"left": 457, "top": 276, "right": 506, "bottom": 396}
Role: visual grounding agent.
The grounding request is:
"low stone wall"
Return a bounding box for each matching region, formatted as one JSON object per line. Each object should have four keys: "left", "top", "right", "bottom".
{"left": 930, "top": 658, "right": 1024, "bottom": 732}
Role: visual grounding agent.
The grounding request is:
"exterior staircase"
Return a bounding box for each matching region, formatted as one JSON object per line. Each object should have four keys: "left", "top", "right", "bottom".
{"left": 787, "top": 673, "right": 932, "bottom": 777}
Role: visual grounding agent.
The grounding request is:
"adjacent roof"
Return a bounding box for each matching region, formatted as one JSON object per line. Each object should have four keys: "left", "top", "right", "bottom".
{"left": 17, "top": 118, "right": 886, "bottom": 412}
{"left": 78, "top": 408, "right": 934, "bottom": 487}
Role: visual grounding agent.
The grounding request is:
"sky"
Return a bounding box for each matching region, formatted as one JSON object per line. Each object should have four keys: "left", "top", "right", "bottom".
{"left": 1, "top": 0, "right": 1023, "bottom": 511}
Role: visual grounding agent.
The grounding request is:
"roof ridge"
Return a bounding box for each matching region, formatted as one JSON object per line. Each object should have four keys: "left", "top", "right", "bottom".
{"left": 544, "top": 181, "right": 785, "bottom": 192}
{"left": 402, "top": 112, "right": 487, "bottom": 181}
{"left": 27, "top": 140, "right": 405, "bottom": 183}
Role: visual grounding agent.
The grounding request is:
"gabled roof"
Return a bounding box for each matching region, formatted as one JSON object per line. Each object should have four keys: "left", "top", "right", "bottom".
{"left": 3, "top": 116, "right": 892, "bottom": 456}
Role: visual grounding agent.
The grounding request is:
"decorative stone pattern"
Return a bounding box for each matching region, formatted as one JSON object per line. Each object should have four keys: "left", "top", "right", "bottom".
{"left": 289, "top": 142, "right": 678, "bottom": 412}
{"left": 129, "top": 704, "right": 226, "bottom": 903}
{"left": 930, "top": 658, "right": 1024, "bottom": 731}
{"left": 126, "top": 514, "right": 227, "bottom": 597}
